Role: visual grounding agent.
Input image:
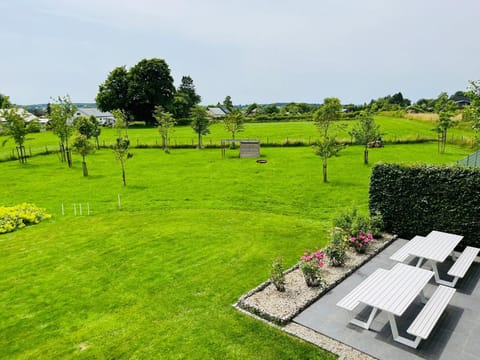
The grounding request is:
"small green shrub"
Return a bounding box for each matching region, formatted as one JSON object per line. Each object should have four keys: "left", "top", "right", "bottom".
{"left": 270, "top": 256, "right": 286, "bottom": 292}
{"left": 26, "top": 120, "right": 41, "bottom": 133}
{"left": 333, "top": 206, "right": 384, "bottom": 238}
{"left": 352, "top": 214, "right": 370, "bottom": 237}
{"left": 369, "top": 211, "right": 384, "bottom": 238}
{"left": 332, "top": 207, "right": 358, "bottom": 235}
{"left": 324, "top": 229, "right": 347, "bottom": 266}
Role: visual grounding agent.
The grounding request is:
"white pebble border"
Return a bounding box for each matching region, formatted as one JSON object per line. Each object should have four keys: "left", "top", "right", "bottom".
{"left": 234, "top": 234, "right": 397, "bottom": 359}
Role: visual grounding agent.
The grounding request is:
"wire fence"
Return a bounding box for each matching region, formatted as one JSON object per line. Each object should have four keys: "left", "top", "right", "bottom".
{"left": 456, "top": 150, "right": 480, "bottom": 167}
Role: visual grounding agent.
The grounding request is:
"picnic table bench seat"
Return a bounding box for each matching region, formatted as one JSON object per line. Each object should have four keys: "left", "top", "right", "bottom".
{"left": 407, "top": 285, "right": 456, "bottom": 345}
{"left": 390, "top": 236, "right": 425, "bottom": 262}
{"left": 336, "top": 268, "right": 388, "bottom": 311}
{"left": 445, "top": 246, "right": 480, "bottom": 287}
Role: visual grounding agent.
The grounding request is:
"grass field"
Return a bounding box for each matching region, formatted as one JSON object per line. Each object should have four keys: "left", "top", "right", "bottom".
{"left": 0, "top": 134, "right": 473, "bottom": 358}
{"left": 1, "top": 115, "right": 476, "bottom": 161}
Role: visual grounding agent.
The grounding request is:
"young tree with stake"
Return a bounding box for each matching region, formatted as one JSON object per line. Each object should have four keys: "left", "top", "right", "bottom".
{"left": 154, "top": 106, "right": 176, "bottom": 153}
{"left": 72, "top": 134, "right": 95, "bottom": 176}
{"left": 313, "top": 97, "right": 344, "bottom": 183}
{"left": 190, "top": 106, "right": 210, "bottom": 149}
{"left": 1, "top": 108, "right": 29, "bottom": 163}
{"left": 112, "top": 109, "right": 132, "bottom": 186}
{"left": 350, "top": 111, "right": 382, "bottom": 164}
{"left": 223, "top": 110, "right": 244, "bottom": 148}
{"left": 49, "top": 95, "right": 76, "bottom": 167}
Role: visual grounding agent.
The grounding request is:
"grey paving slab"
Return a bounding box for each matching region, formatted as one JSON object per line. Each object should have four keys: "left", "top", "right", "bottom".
{"left": 294, "top": 239, "right": 480, "bottom": 360}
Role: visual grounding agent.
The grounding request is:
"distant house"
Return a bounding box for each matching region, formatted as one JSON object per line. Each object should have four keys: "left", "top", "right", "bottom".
{"left": 207, "top": 107, "right": 230, "bottom": 118}
{"left": 75, "top": 107, "right": 115, "bottom": 126}
{"left": 453, "top": 97, "right": 471, "bottom": 108}
{"left": 0, "top": 108, "right": 38, "bottom": 123}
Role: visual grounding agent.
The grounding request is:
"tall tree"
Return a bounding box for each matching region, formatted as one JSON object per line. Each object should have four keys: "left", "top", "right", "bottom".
{"left": 154, "top": 106, "right": 176, "bottom": 153}
{"left": 1, "top": 108, "right": 29, "bottom": 163}
{"left": 49, "top": 95, "right": 76, "bottom": 167}
{"left": 127, "top": 58, "right": 176, "bottom": 125}
{"left": 245, "top": 103, "right": 258, "bottom": 115}
{"left": 350, "top": 112, "right": 382, "bottom": 164}
{"left": 171, "top": 76, "right": 201, "bottom": 119}
{"left": 434, "top": 92, "right": 457, "bottom": 153}
{"left": 314, "top": 98, "right": 344, "bottom": 183}
{"left": 223, "top": 110, "right": 244, "bottom": 147}
{"left": 96, "top": 59, "right": 176, "bottom": 125}
{"left": 223, "top": 96, "right": 234, "bottom": 111}
{"left": 190, "top": 106, "right": 210, "bottom": 149}
{"left": 96, "top": 66, "right": 129, "bottom": 115}
{"left": 72, "top": 134, "right": 95, "bottom": 176}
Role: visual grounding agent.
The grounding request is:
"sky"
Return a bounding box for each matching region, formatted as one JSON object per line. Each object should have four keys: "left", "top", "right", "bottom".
{"left": 1, "top": 0, "right": 479, "bottom": 106}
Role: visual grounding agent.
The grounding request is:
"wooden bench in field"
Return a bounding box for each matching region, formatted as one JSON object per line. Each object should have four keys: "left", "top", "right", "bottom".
{"left": 406, "top": 285, "right": 456, "bottom": 348}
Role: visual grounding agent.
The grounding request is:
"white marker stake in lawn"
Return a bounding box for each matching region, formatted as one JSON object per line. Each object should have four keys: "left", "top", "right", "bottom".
{"left": 87, "top": 203, "right": 90, "bottom": 215}
{"left": 74, "top": 203, "right": 77, "bottom": 216}
{"left": 79, "top": 203, "right": 83, "bottom": 216}
{"left": 118, "top": 194, "right": 121, "bottom": 209}
{"left": 61, "top": 203, "right": 64, "bottom": 216}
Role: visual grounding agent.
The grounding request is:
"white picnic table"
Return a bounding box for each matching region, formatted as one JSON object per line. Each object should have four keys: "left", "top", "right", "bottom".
{"left": 391, "top": 230, "right": 464, "bottom": 286}
{"left": 337, "top": 262, "right": 455, "bottom": 348}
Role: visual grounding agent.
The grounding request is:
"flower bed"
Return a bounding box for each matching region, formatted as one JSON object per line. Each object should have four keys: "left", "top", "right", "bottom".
{"left": 235, "top": 234, "right": 395, "bottom": 325}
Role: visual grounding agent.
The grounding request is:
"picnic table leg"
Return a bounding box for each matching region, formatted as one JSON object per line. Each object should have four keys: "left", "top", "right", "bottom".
{"left": 419, "top": 289, "right": 427, "bottom": 304}
{"left": 387, "top": 313, "right": 422, "bottom": 348}
{"left": 415, "top": 257, "right": 425, "bottom": 267}
{"left": 350, "top": 307, "right": 379, "bottom": 330}
{"left": 428, "top": 261, "right": 457, "bottom": 287}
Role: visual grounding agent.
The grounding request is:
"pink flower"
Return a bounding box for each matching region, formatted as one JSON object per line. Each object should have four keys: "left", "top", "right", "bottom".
{"left": 318, "top": 261, "right": 324, "bottom": 267}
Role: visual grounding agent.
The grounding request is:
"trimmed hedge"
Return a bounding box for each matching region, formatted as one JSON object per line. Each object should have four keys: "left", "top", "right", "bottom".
{"left": 369, "top": 163, "right": 480, "bottom": 247}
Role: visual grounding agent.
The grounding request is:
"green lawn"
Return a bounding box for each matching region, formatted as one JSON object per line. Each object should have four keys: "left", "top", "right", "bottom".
{"left": 0, "top": 142, "right": 471, "bottom": 359}
{"left": 1, "top": 115, "right": 476, "bottom": 161}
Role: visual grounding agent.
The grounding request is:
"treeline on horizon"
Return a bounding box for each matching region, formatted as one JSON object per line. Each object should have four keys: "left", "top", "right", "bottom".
{"left": 4, "top": 90, "right": 471, "bottom": 118}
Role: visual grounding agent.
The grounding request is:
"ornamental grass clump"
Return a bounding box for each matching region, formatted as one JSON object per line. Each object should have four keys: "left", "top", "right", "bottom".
{"left": 299, "top": 249, "right": 325, "bottom": 287}
{"left": 270, "top": 256, "right": 286, "bottom": 292}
